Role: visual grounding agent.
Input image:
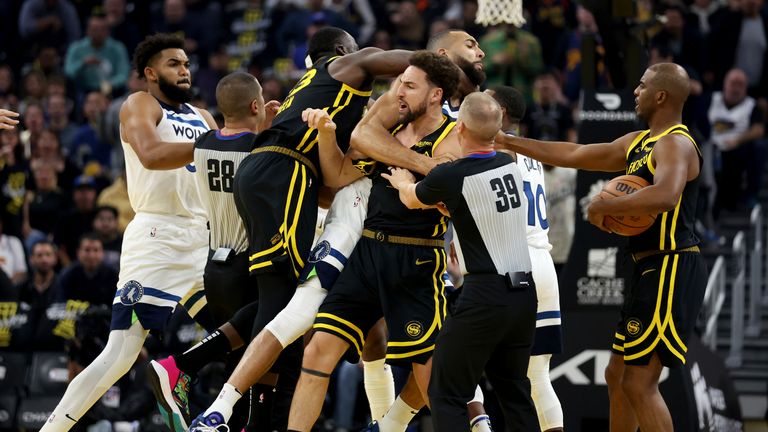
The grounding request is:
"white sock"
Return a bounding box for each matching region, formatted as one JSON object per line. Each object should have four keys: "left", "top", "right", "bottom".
{"left": 470, "top": 414, "right": 493, "bottom": 432}
{"left": 363, "top": 358, "right": 395, "bottom": 421}
{"left": 377, "top": 396, "right": 418, "bottom": 432}
{"left": 41, "top": 323, "right": 148, "bottom": 432}
{"left": 203, "top": 383, "right": 243, "bottom": 423}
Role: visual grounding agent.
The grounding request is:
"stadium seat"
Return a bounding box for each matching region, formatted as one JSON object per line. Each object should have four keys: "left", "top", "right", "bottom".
{"left": 0, "top": 352, "right": 28, "bottom": 395}
{"left": 0, "top": 394, "right": 17, "bottom": 429}
{"left": 27, "top": 352, "right": 69, "bottom": 396}
{"left": 16, "top": 397, "right": 59, "bottom": 430}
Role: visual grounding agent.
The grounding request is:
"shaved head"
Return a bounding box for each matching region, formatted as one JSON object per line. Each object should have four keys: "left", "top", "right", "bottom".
{"left": 458, "top": 92, "right": 503, "bottom": 141}
{"left": 647, "top": 62, "right": 690, "bottom": 106}
{"left": 216, "top": 72, "right": 262, "bottom": 120}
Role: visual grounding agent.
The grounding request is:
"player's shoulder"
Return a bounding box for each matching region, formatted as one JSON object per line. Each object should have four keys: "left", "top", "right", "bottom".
{"left": 119, "top": 91, "right": 161, "bottom": 122}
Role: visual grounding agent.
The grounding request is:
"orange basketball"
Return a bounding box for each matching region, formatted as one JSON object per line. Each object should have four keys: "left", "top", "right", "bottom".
{"left": 598, "top": 175, "right": 657, "bottom": 236}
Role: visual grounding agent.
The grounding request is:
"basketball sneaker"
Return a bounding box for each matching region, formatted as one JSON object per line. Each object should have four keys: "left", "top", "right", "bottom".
{"left": 189, "top": 411, "right": 229, "bottom": 432}
{"left": 147, "top": 356, "right": 192, "bottom": 431}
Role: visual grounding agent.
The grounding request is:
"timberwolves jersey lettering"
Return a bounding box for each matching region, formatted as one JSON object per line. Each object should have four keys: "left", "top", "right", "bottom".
{"left": 255, "top": 56, "right": 372, "bottom": 178}
{"left": 365, "top": 116, "right": 455, "bottom": 239}
{"left": 518, "top": 154, "right": 552, "bottom": 250}
{"left": 625, "top": 124, "right": 701, "bottom": 252}
{"left": 122, "top": 99, "right": 209, "bottom": 220}
{"left": 193, "top": 130, "right": 256, "bottom": 253}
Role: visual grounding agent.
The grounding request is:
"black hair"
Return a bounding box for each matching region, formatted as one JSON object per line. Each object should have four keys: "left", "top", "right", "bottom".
{"left": 78, "top": 232, "right": 103, "bottom": 248}
{"left": 216, "top": 72, "right": 262, "bottom": 119}
{"left": 133, "top": 33, "right": 185, "bottom": 79}
{"left": 489, "top": 86, "right": 526, "bottom": 122}
{"left": 95, "top": 205, "right": 118, "bottom": 219}
{"left": 307, "top": 27, "right": 352, "bottom": 63}
{"left": 409, "top": 51, "right": 460, "bottom": 101}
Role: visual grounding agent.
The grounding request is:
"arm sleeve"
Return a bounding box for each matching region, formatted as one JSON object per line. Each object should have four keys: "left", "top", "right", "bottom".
{"left": 415, "top": 163, "right": 457, "bottom": 206}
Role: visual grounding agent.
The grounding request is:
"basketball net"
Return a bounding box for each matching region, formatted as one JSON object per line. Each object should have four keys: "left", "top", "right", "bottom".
{"left": 475, "top": 0, "right": 526, "bottom": 27}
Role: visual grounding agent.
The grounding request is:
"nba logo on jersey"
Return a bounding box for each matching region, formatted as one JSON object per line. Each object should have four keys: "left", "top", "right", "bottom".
{"left": 119, "top": 280, "right": 144, "bottom": 305}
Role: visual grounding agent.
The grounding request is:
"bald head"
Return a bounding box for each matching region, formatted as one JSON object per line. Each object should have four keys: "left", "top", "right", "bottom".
{"left": 458, "top": 92, "right": 503, "bottom": 141}
{"left": 216, "top": 72, "right": 263, "bottom": 120}
{"left": 647, "top": 62, "right": 690, "bottom": 106}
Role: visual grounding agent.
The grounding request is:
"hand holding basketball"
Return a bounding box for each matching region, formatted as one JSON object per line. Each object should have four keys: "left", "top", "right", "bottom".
{"left": 596, "top": 175, "right": 657, "bottom": 236}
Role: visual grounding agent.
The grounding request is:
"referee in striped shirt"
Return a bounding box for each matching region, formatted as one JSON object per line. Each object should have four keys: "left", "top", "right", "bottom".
{"left": 384, "top": 92, "right": 540, "bottom": 431}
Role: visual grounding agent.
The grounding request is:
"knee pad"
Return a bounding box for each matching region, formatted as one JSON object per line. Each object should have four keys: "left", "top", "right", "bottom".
{"left": 265, "top": 279, "right": 327, "bottom": 347}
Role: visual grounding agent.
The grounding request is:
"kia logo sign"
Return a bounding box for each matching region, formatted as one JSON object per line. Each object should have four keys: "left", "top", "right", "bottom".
{"left": 596, "top": 93, "right": 621, "bottom": 110}
{"left": 551, "top": 349, "right": 669, "bottom": 385}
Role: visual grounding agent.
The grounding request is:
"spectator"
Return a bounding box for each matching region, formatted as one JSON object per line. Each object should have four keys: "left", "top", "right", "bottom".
{"left": 277, "top": 0, "right": 358, "bottom": 57}
{"left": 19, "top": 102, "right": 45, "bottom": 158}
{"left": 32, "top": 128, "right": 80, "bottom": 194}
{"left": 31, "top": 46, "right": 64, "bottom": 79}
{"left": 97, "top": 171, "right": 132, "bottom": 232}
{"left": 0, "top": 128, "right": 30, "bottom": 238}
{"left": 153, "top": 0, "right": 217, "bottom": 68}
{"left": 54, "top": 175, "right": 98, "bottom": 267}
{"left": 18, "top": 70, "right": 47, "bottom": 117}
{"left": 64, "top": 13, "right": 131, "bottom": 96}
{"left": 0, "top": 65, "right": 20, "bottom": 110}
{"left": 103, "top": 0, "right": 142, "bottom": 54}
{"left": 16, "top": 239, "right": 58, "bottom": 309}
{"left": 46, "top": 93, "right": 78, "bottom": 151}
{"left": 389, "top": 0, "right": 425, "bottom": 50}
{"left": 92, "top": 205, "right": 121, "bottom": 270}
{"left": 688, "top": 0, "right": 729, "bottom": 36}
{"left": 0, "top": 219, "right": 28, "bottom": 284}
{"left": 481, "top": 23, "right": 544, "bottom": 103}
{"left": 560, "top": 5, "right": 610, "bottom": 104}
{"left": 18, "top": 0, "right": 81, "bottom": 56}
{"left": 23, "top": 159, "right": 70, "bottom": 249}
{"left": 196, "top": 46, "right": 230, "bottom": 109}
{"left": 325, "top": 0, "right": 377, "bottom": 46}
{"left": 528, "top": 0, "right": 578, "bottom": 68}
{"left": 543, "top": 165, "right": 576, "bottom": 276}
{"left": 650, "top": 4, "right": 705, "bottom": 77}
{"left": 707, "top": 0, "right": 768, "bottom": 97}
{"left": 55, "top": 233, "right": 117, "bottom": 306}
{"left": 69, "top": 91, "right": 111, "bottom": 170}
{"left": 101, "top": 70, "right": 145, "bottom": 169}
{"left": 708, "top": 68, "right": 766, "bottom": 213}
{"left": 523, "top": 71, "right": 576, "bottom": 143}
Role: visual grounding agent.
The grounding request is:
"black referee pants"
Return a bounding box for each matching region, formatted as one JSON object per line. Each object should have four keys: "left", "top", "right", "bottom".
{"left": 428, "top": 281, "right": 539, "bottom": 432}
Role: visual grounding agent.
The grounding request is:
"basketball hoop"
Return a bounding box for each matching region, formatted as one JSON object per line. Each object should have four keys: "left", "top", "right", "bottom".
{"left": 475, "top": 0, "right": 526, "bottom": 27}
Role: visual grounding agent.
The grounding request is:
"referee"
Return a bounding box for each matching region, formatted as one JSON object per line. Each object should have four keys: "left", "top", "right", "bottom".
{"left": 383, "top": 92, "right": 540, "bottom": 431}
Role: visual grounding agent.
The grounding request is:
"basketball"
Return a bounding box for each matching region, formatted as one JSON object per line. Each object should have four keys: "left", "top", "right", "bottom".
{"left": 598, "top": 175, "right": 657, "bottom": 236}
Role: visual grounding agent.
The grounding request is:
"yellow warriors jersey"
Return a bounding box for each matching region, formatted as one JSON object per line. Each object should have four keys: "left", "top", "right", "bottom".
{"left": 363, "top": 116, "right": 456, "bottom": 239}
{"left": 624, "top": 124, "right": 702, "bottom": 252}
{"left": 254, "top": 55, "right": 372, "bottom": 179}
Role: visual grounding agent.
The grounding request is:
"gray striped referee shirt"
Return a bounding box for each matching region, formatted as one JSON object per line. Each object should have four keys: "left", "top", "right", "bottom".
{"left": 193, "top": 130, "right": 256, "bottom": 254}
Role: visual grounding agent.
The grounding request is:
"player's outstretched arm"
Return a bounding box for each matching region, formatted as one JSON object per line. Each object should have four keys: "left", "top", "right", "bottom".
{"left": 351, "top": 87, "right": 438, "bottom": 175}
{"left": 332, "top": 47, "right": 413, "bottom": 86}
{"left": 0, "top": 109, "right": 19, "bottom": 130}
{"left": 494, "top": 130, "right": 640, "bottom": 172}
{"left": 303, "top": 108, "right": 363, "bottom": 188}
{"left": 588, "top": 133, "right": 697, "bottom": 218}
{"left": 119, "top": 92, "right": 196, "bottom": 170}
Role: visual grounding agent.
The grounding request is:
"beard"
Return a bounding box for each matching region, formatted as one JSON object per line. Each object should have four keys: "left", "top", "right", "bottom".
{"left": 398, "top": 98, "right": 428, "bottom": 124}
{"left": 454, "top": 56, "right": 486, "bottom": 87}
{"left": 158, "top": 75, "right": 192, "bottom": 104}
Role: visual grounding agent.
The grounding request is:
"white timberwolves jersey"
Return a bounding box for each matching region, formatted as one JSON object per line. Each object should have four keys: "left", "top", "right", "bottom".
{"left": 518, "top": 154, "right": 552, "bottom": 250}
{"left": 122, "top": 99, "right": 210, "bottom": 220}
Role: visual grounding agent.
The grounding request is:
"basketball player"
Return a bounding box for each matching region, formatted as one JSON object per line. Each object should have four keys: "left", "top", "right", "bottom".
{"left": 0, "top": 109, "right": 19, "bottom": 129}
{"left": 283, "top": 51, "right": 459, "bottom": 432}
{"left": 190, "top": 30, "right": 487, "bottom": 432}
{"left": 487, "top": 85, "right": 564, "bottom": 432}
{"left": 187, "top": 27, "right": 416, "bottom": 430}
{"left": 147, "top": 72, "right": 284, "bottom": 432}
{"left": 41, "top": 34, "right": 218, "bottom": 432}
{"left": 384, "top": 91, "right": 540, "bottom": 432}
{"left": 495, "top": 62, "right": 707, "bottom": 432}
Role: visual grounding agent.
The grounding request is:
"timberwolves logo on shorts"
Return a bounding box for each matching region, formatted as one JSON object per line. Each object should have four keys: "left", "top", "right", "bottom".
{"left": 405, "top": 321, "right": 423, "bottom": 338}
{"left": 120, "top": 280, "right": 144, "bottom": 305}
{"left": 626, "top": 318, "right": 643, "bottom": 336}
{"left": 309, "top": 240, "right": 331, "bottom": 263}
